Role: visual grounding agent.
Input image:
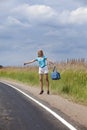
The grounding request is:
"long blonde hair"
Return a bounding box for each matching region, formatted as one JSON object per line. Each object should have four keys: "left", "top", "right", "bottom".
{"left": 38, "top": 50, "right": 44, "bottom": 57}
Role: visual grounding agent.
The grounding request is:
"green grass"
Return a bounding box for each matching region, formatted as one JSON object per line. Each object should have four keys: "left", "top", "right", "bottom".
{"left": 0, "top": 67, "right": 39, "bottom": 86}
{"left": 50, "top": 70, "right": 87, "bottom": 104}
{"left": 0, "top": 66, "right": 87, "bottom": 105}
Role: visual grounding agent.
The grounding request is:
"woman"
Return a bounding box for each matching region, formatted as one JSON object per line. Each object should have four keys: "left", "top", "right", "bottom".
{"left": 24, "top": 50, "right": 53, "bottom": 95}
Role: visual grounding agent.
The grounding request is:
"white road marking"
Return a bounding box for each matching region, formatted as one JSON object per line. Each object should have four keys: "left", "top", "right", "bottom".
{"left": 2, "top": 82, "right": 77, "bottom": 130}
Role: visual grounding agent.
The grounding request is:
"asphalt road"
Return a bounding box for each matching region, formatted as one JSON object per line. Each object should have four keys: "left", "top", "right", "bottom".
{"left": 0, "top": 82, "right": 74, "bottom": 130}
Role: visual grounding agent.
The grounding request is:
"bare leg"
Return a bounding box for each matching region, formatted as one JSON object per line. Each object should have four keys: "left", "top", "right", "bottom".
{"left": 45, "top": 73, "right": 49, "bottom": 94}
{"left": 39, "top": 74, "right": 44, "bottom": 94}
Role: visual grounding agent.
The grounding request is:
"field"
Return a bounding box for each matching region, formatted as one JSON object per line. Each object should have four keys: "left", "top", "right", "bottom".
{"left": 0, "top": 59, "right": 87, "bottom": 105}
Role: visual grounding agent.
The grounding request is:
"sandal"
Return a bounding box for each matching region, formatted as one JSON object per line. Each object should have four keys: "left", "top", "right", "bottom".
{"left": 39, "top": 90, "right": 44, "bottom": 95}
{"left": 47, "top": 90, "right": 50, "bottom": 95}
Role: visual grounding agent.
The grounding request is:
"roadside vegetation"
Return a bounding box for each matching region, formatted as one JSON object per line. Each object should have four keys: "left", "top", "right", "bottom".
{"left": 0, "top": 58, "right": 87, "bottom": 105}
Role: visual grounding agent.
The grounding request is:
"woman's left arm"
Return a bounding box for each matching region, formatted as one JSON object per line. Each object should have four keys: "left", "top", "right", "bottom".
{"left": 47, "top": 58, "right": 54, "bottom": 65}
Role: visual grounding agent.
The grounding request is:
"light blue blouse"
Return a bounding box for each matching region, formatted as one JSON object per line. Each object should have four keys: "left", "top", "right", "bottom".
{"left": 36, "top": 56, "right": 47, "bottom": 68}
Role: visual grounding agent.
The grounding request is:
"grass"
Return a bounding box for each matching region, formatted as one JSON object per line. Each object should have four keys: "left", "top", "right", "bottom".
{"left": 50, "top": 69, "right": 87, "bottom": 104}
{"left": 0, "top": 60, "right": 87, "bottom": 105}
{"left": 0, "top": 67, "right": 39, "bottom": 86}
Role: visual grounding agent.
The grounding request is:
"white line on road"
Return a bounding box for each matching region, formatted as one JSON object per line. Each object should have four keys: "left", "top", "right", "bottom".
{"left": 2, "top": 82, "right": 77, "bottom": 130}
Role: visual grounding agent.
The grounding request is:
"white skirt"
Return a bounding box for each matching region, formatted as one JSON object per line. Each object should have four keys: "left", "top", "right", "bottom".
{"left": 39, "top": 66, "right": 48, "bottom": 74}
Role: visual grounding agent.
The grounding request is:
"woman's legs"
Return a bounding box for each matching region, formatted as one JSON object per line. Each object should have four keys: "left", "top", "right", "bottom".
{"left": 39, "top": 73, "right": 49, "bottom": 94}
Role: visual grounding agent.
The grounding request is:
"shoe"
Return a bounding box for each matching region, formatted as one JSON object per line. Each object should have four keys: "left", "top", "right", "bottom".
{"left": 39, "top": 90, "right": 44, "bottom": 95}
{"left": 47, "top": 90, "right": 50, "bottom": 95}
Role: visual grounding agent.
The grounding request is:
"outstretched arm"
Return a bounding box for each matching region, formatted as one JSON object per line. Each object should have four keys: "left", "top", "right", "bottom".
{"left": 24, "top": 59, "right": 36, "bottom": 65}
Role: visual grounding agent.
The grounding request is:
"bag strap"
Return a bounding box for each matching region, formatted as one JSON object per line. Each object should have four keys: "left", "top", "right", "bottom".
{"left": 53, "top": 66, "right": 57, "bottom": 72}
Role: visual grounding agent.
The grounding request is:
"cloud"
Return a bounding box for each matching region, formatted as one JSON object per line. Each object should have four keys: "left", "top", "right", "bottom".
{"left": 7, "top": 17, "right": 22, "bottom": 25}
{"left": 1, "top": 2, "right": 86, "bottom": 29}
{"left": 56, "top": 7, "right": 87, "bottom": 25}
{"left": 7, "top": 16, "right": 31, "bottom": 27}
{"left": 68, "top": 7, "right": 87, "bottom": 24}
{"left": 10, "top": 4, "right": 87, "bottom": 26}
{"left": 12, "top": 4, "right": 56, "bottom": 24}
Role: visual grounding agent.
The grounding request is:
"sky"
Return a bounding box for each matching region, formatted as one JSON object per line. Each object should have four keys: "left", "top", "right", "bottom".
{"left": 0, "top": 0, "right": 87, "bottom": 66}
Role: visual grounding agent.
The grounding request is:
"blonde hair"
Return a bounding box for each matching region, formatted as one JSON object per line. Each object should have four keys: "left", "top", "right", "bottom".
{"left": 38, "top": 50, "right": 44, "bottom": 57}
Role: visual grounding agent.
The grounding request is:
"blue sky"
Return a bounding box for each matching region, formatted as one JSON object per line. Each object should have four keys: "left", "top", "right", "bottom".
{"left": 0, "top": 0, "right": 87, "bottom": 66}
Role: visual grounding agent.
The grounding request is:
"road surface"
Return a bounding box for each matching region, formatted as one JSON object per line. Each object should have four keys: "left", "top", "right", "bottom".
{"left": 0, "top": 82, "right": 79, "bottom": 130}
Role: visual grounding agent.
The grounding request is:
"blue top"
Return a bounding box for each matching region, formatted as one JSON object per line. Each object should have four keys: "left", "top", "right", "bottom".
{"left": 36, "top": 56, "right": 47, "bottom": 68}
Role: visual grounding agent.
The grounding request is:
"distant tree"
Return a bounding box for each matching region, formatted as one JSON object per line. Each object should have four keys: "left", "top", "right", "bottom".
{"left": 0, "top": 65, "right": 3, "bottom": 68}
